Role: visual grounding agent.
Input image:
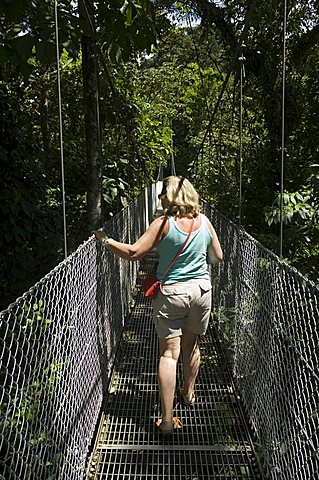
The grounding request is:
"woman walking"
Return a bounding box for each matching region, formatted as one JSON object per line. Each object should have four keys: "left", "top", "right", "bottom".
{"left": 92, "top": 176, "right": 223, "bottom": 435}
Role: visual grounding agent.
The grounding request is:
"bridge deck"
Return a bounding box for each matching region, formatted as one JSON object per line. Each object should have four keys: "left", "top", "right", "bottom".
{"left": 87, "top": 258, "right": 263, "bottom": 479}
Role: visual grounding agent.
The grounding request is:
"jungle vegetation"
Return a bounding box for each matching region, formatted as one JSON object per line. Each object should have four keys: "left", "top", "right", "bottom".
{"left": 1, "top": 0, "right": 318, "bottom": 309}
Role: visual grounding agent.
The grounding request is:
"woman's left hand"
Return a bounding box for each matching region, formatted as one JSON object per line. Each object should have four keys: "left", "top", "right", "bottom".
{"left": 92, "top": 230, "right": 107, "bottom": 243}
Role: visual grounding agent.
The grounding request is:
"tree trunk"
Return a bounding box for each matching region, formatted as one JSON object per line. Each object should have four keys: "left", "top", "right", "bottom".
{"left": 79, "top": 0, "right": 102, "bottom": 231}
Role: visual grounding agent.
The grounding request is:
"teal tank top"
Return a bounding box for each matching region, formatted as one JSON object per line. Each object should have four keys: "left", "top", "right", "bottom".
{"left": 156, "top": 214, "right": 212, "bottom": 284}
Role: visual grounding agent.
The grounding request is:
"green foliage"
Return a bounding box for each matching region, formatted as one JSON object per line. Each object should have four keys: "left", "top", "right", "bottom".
{"left": 19, "top": 300, "right": 53, "bottom": 333}
{"left": 103, "top": 174, "right": 129, "bottom": 208}
{"left": 0, "top": 81, "right": 64, "bottom": 309}
{"left": 265, "top": 191, "right": 314, "bottom": 226}
{"left": 0, "top": 0, "right": 82, "bottom": 76}
{"left": 97, "top": 0, "right": 156, "bottom": 63}
{"left": 175, "top": 0, "right": 319, "bottom": 282}
{"left": 1, "top": 360, "right": 63, "bottom": 476}
{"left": 0, "top": 297, "right": 62, "bottom": 475}
{"left": 1, "top": 0, "right": 319, "bottom": 307}
{"left": 264, "top": 169, "right": 319, "bottom": 279}
{"left": 98, "top": 60, "right": 173, "bottom": 198}
{"left": 0, "top": 0, "right": 156, "bottom": 75}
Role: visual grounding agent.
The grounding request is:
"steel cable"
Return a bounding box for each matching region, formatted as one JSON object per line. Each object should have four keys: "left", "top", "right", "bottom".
{"left": 54, "top": 0, "right": 68, "bottom": 258}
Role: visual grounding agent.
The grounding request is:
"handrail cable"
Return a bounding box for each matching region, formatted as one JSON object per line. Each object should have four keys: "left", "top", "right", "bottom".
{"left": 193, "top": 0, "right": 258, "bottom": 171}
{"left": 54, "top": 0, "right": 68, "bottom": 258}
{"left": 279, "top": 0, "right": 288, "bottom": 259}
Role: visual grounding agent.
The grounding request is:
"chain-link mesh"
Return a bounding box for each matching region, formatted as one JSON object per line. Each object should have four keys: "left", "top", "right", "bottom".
{"left": 2, "top": 188, "right": 317, "bottom": 480}
{"left": 0, "top": 183, "right": 161, "bottom": 480}
{"left": 201, "top": 201, "right": 319, "bottom": 479}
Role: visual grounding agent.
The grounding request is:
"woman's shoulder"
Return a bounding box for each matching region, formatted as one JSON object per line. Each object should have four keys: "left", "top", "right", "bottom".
{"left": 152, "top": 214, "right": 170, "bottom": 224}
{"left": 200, "top": 213, "right": 214, "bottom": 236}
{"left": 150, "top": 215, "right": 166, "bottom": 227}
{"left": 149, "top": 215, "right": 170, "bottom": 239}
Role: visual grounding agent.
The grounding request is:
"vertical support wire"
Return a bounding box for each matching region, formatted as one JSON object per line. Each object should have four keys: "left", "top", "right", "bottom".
{"left": 279, "top": 0, "right": 288, "bottom": 259}
{"left": 239, "top": 51, "right": 244, "bottom": 227}
{"left": 171, "top": 122, "right": 176, "bottom": 176}
{"left": 218, "top": 105, "right": 223, "bottom": 211}
{"left": 54, "top": 0, "right": 68, "bottom": 258}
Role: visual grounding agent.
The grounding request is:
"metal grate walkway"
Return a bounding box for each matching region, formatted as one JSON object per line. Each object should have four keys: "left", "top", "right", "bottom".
{"left": 87, "top": 258, "right": 263, "bottom": 479}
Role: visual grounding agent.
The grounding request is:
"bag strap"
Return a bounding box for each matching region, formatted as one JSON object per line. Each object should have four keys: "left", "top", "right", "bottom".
{"left": 161, "top": 217, "right": 195, "bottom": 280}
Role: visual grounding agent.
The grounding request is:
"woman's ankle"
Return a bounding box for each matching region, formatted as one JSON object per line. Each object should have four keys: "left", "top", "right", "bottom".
{"left": 162, "top": 416, "right": 173, "bottom": 423}
{"left": 182, "top": 385, "right": 194, "bottom": 396}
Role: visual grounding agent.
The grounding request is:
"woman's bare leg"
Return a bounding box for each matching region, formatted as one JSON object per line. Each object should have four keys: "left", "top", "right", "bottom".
{"left": 158, "top": 336, "right": 181, "bottom": 422}
{"left": 181, "top": 331, "right": 200, "bottom": 397}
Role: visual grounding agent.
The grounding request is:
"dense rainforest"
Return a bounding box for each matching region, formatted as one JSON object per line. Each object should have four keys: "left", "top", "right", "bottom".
{"left": 1, "top": 0, "right": 318, "bottom": 310}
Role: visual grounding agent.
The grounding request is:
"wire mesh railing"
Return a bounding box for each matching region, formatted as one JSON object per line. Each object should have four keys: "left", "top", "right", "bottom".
{"left": 1, "top": 187, "right": 318, "bottom": 480}
{"left": 0, "top": 183, "right": 161, "bottom": 480}
{"left": 201, "top": 201, "right": 319, "bottom": 480}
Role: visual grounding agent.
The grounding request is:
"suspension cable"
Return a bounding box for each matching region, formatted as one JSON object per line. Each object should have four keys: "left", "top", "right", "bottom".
{"left": 186, "top": 11, "right": 210, "bottom": 117}
{"left": 238, "top": 47, "right": 245, "bottom": 227}
{"left": 279, "top": 0, "right": 287, "bottom": 259}
{"left": 185, "top": 10, "right": 228, "bottom": 185}
{"left": 54, "top": 0, "right": 68, "bottom": 258}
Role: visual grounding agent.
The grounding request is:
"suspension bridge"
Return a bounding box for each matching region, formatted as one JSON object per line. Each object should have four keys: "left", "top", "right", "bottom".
{"left": 1, "top": 182, "right": 318, "bottom": 479}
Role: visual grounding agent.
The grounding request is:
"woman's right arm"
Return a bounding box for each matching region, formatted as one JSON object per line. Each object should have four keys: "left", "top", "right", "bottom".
{"left": 92, "top": 215, "right": 168, "bottom": 261}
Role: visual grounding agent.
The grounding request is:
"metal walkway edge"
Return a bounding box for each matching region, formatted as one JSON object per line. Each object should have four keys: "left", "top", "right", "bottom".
{"left": 86, "top": 258, "right": 263, "bottom": 479}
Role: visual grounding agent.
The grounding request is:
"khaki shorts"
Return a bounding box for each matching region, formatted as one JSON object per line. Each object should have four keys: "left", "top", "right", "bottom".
{"left": 152, "top": 278, "right": 212, "bottom": 339}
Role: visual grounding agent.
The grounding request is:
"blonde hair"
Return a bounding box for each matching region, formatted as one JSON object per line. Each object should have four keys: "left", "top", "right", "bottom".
{"left": 163, "top": 176, "right": 200, "bottom": 216}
